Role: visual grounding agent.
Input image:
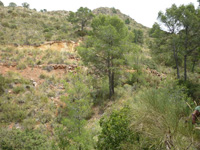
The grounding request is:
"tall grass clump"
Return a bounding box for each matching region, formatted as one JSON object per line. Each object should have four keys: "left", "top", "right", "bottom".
{"left": 128, "top": 80, "right": 199, "bottom": 149}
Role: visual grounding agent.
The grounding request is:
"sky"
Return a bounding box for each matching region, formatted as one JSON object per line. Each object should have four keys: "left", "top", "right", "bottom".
{"left": 2, "top": 0, "right": 199, "bottom": 28}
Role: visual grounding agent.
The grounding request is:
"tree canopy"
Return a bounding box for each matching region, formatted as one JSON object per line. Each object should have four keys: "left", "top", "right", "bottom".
{"left": 150, "top": 3, "right": 200, "bottom": 81}
{"left": 22, "top": 2, "right": 29, "bottom": 8}
{"left": 78, "top": 15, "right": 133, "bottom": 98}
{"left": 9, "top": 2, "right": 17, "bottom": 7}
{"left": 0, "top": 1, "right": 4, "bottom": 6}
{"left": 68, "top": 7, "right": 94, "bottom": 36}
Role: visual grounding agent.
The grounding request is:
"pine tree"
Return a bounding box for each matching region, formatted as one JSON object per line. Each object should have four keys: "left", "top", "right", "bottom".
{"left": 58, "top": 72, "right": 93, "bottom": 150}
{"left": 78, "top": 15, "right": 133, "bottom": 98}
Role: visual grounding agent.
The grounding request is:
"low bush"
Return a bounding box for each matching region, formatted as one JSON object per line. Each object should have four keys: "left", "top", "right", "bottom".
{"left": 13, "top": 86, "right": 25, "bottom": 94}
{"left": 91, "top": 77, "right": 110, "bottom": 105}
{"left": 178, "top": 79, "right": 200, "bottom": 103}
{"left": 16, "top": 63, "right": 27, "bottom": 70}
{"left": 97, "top": 107, "right": 137, "bottom": 150}
{"left": 39, "top": 73, "right": 47, "bottom": 79}
{"left": 0, "top": 74, "right": 5, "bottom": 95}
{"left": 0, "top": 129, "right": 50, "bottom": 150}
{"left": 128, "top": 80, "right": 198, "bottom": 149}
{"left": 0, "top": 102, "right": 26, "bottom": 123}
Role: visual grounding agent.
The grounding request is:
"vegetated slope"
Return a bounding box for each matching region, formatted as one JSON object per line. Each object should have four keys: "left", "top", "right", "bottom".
{"left": 93, "top": 7, "right": 150, "bottom": 49}
{"left": 93, "top": 7, "right": 149, "bottom": 33}
{"left": 0, "top": 5, "right": 172, "bottom": 150}
{"left": 0, "top": 6, "right": 150, "bottom": 45}
{"left": 0, "top": 6, "right": 72, "bottom": 45}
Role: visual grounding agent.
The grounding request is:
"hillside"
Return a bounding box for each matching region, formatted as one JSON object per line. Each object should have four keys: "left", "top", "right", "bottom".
{"left": 93, "top": 7, "right": 149, "bottom": 32}
{"left": 0, "top": 6, "right": 149, "bottom": 45}
{"left": 0, "top": 3, "right": 200, "bottom": 150}
{"left": 0, "top": 6, "right": 72, "bottom": 45}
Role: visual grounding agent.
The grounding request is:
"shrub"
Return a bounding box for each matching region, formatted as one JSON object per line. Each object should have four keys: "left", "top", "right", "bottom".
{"left": 9, "top": 2, "right": 17, "bottom": 7}
{"left": 1, "top": 22, "right": 9, "bottom": 27}
{"left": 39, "top": 73, "right": 46, "bottom": 79}
{"left": 42, "top": 66, "right": 54, "bottom": 72}
{"left": 0, "top": 129, "right": 50, "bottom": 150}
{"left": 91, "top": 77, "right": 110, "bottom": 105}
{"left": 178, "top": 79, "right": 200, "bottom": 102}
{"left": 111, "top": 7, "right": 117, "bottom": 13}
{"left": 22, "top": 118, "right": 36, "bottom": 130}
{"left": 22, "top": 2, "right": 29, "bottom": 8}
{"left": 43, "top": 28, "right": 51, "bottom": 33}
{"left": 125, "top": 18, "right": 130, "bottom": 24}
{"left": 97, "top": 107, "right": 137, "bottom": 150}
{"left": 39, "top": 112, "right": 52, "bottom": 123}
{"left": 16, "top": 63, "right": 27, "bottom": 70}
{"left": 0, "top": 102, "right": 26, "bottom": 123}
{"left": 129, "top": 80, "right": 196, "bottom": 149}
{"left": 13, "top": 86, "right": 25, "bottom": 94}
{"left": 44, "top": 32, "right": 53, "bottom": 41}
{"left": 123, "top": 70, "right": 147, "bottom": 87}
{"left": 143, "top": 58, "right": 157, "bottom": 70}
{"left": 10, "top": 24, "right": 17, "bottom": 29}
{"left": 47, "top": 91, "right": 55, "bottom": 97}
{"left": 0, "top": 1, "right": 4, "bottom": 6}
{"left": 0, "top": 75, "right": 5, "bottom": 95}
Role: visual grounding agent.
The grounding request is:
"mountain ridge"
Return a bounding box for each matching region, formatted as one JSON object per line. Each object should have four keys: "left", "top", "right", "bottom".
{"left": 0, "top": 6, "right": 149, "bottom": 45}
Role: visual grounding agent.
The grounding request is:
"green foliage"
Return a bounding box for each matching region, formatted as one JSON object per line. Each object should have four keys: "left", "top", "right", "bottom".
{"left": 97, "top": 107, "right": 136, "bottom": 150}
{"left": 0, "top": 100, "right": 26, "bottom": 123}
{"left": 123, "top": 70, "right": 148, "bottom": 87}
{"left": 16, "top": 63, "right": 27, "bottom": 70}
{"left": 9, "top": 2, "right": 17, "bottom": 7}
{"left": 0, "top": 75, "right": 5, "bottom": 95}
{"left": 1, "top": 22, "right": 10, "bottom": 28}
{"left": 10, "top": 23, "right": 17, "bottom": 29}
{"left": 91, "top": 77, "right": 110, "bottom": 105}
{"left": 125, "top": 18, "right": 130, "bottom": 24}
{"left": 58, "top": 72, "right": 94, "bottom": 149}
{"left": 143, "top": 58, "right": 157, "bottom": 70}
{"left": 0, "top": 1, "right": 4, "bottom": 6}
{"left": 111, "top": 7, "right": 117, "bottom": 13}
{"left": 68, "top": 7, "right": 94, "bottom": 35}
{"left": 149, "top": 22, "right": 163, "bottom": 38}
{"left": 0, "top": 6, "right": 72, "bottom": 44}
{"left": 44, "top": 32, "right": 53, "bottom": 41}
{"left": 129, "top": 80, "right": 197, "bottom": 149}
{"left": 13, "top": 86, "right": 25, "bottom": 94}
{"left": 178, "top": 80, "right": 200, "bottom": 102}
{"left": 152, "top": 3, "right": 200, "bottom": 80}
{"left": 22, "top": 2, "right": 29, "bottom": 8}
{"left": 0, "top": 129, "right": 49, "bottom": 150}
{"left": 133, "top": 29, "right": 144, "bottom": 45}
{"left": 78, "top": 15, "right": 133, "bottom": 98}
{"left": 39, "top": 73, "right": 47, "bottom": 79}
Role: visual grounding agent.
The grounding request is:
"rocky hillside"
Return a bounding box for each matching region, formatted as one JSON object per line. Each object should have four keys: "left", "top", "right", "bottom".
{"left": 93, "top": 7, "right": 149, "bottom": 32}
{"left": 0, "top": 6, "right": 72, "bottom": 45}
{"left": 0, "top": 6, "right": 149, "bottom": 45}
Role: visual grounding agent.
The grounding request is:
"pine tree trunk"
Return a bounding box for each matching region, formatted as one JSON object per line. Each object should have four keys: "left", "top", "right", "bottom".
{"left": 108, "top": 71, "right": 115, "bottom": 99}
{"left": 108, "top": 70, "right": 112, "bottom": 99}
{"left": 192, "top": 60, "right": 196, "bottom": 73}
{"left": 184, "top": 55, "right": 187, "bottom": 81}
{"left": 79, "top": 145, "right": 82, "bottom": 150}
{"left": 172, "top": 44, "right": 180, "bottom": 79}
{"left": 108, "top": 55, "right": 112, "bottom": 99}
{"left": 111, "top": 72, "right": 114, "bottom": 95}
{"left": 81, "top": 20, "right": 84, "bottom": 32}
